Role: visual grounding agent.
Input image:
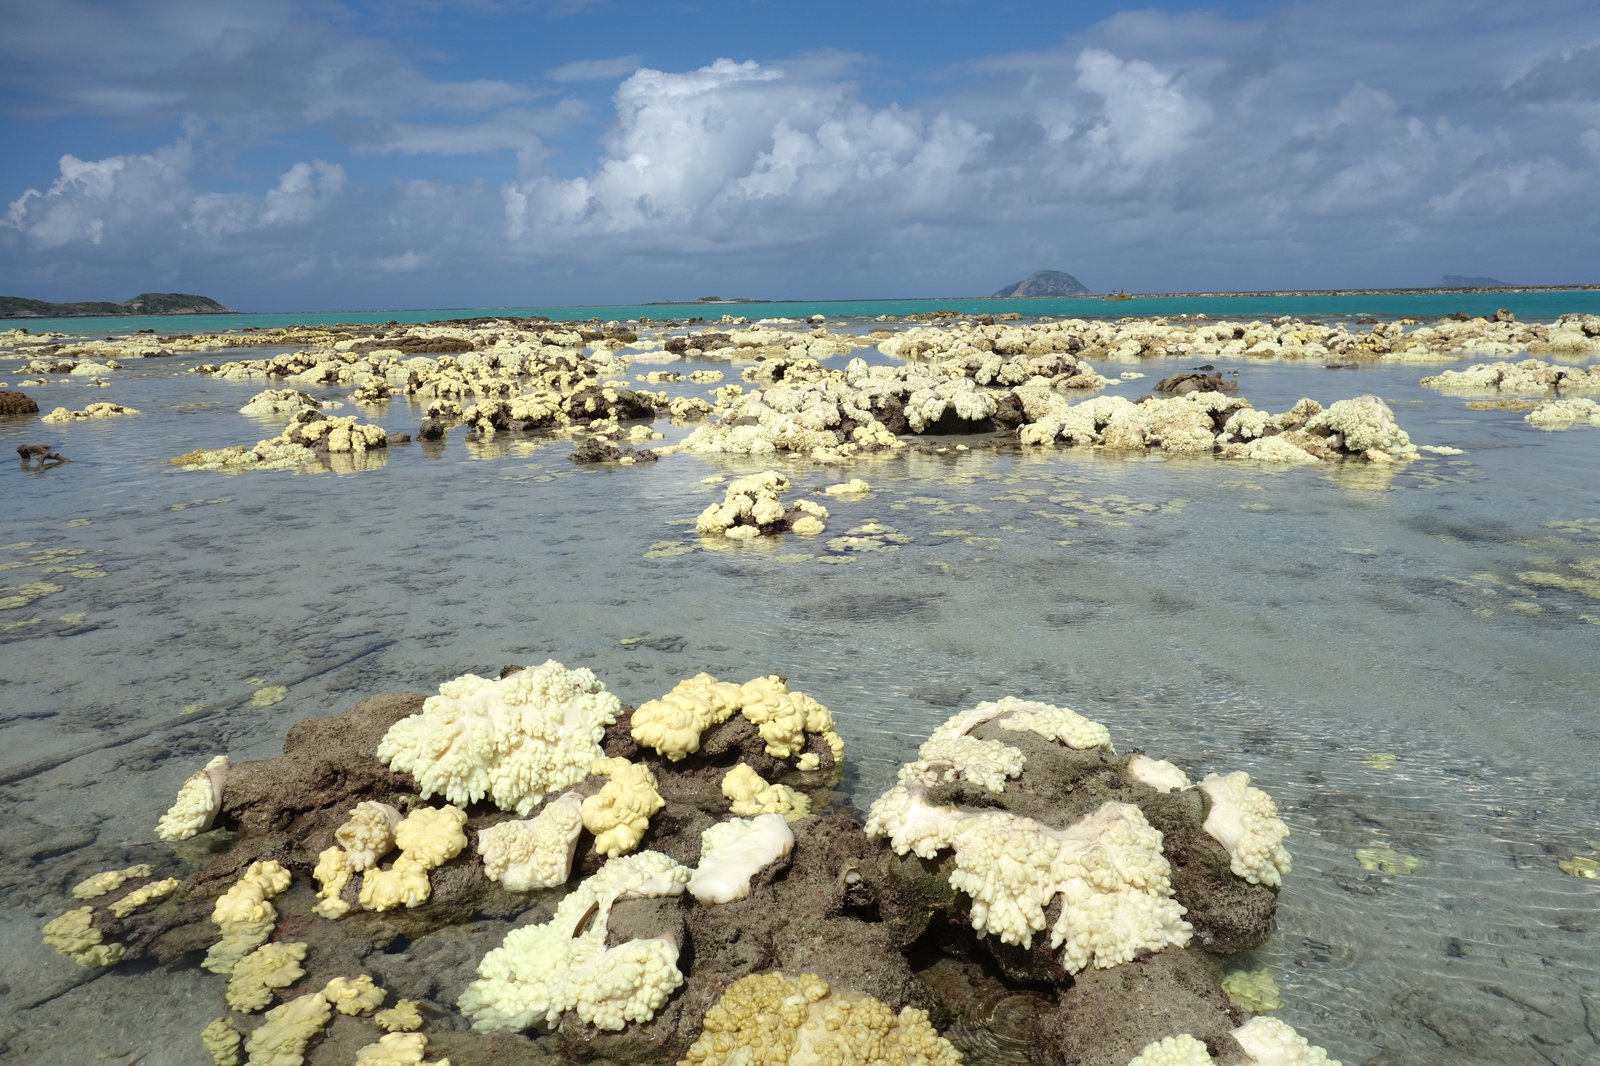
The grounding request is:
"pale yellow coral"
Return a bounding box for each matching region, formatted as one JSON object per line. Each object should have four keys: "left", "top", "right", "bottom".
{"left": 323, "top": 974, "right": 386, "bottom": 1015}
{"left": 374, "top": 1000, "right": 424, "bottom": 1032}
{"left": 720, "top": 763, "right": 811, "bottom": 820}
{"left": 1126, "top": 1034, "right": 1213, "bottom": 1066}
{"left": 242, "top": 991, "right": 331, "bottom": 1066}
{"left": 630, "top": 672, "right": 744, "bottom": 760}
{"left": 108, "top": 876, "right": 178, "bottom": 918}
{"left": 72, "top": 863, "right": 153, "bottom": 900}
{"left": 582, "top": 757, "right": 666, "bottom": 857}
{"left": 157, "top": 755, "right": 229, "bottom": 841}
{"left": 226, "top": 941, "right": 308, "bottom": 1012}
{"left": 677, "top": 971, "right": 962, "bottom": 1066}
{"left": 311, "top": 847, "right": 354, "bottom": 919}
{"left": 204, "top": 860, "right": 291, "bottom": 974}
{"left": 42, "top": 906, "right": 125, "bottom": 967}
{"left": 393, "top": 805, "right": 468, "bottom": 870}
{"left": 1198, "top": 771, "right": 1293, "bottom": 887}
{"left": 334, "top": 801, "right": 402, "bottom": 871}
{"left": 738, "top": 674, "right": 845, "bottom": 766}
{"left": 202, "top": 1017, "right": 242, "bottom": 1066}
{"left": 354, "top": 1032, "right": 450, "bottom": 1066}
{"left": 360, "top": 855, "right": 433, "bottom": 911}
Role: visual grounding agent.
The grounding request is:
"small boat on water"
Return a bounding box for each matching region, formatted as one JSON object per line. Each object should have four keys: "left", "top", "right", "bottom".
{"left": 1104, "top": 291, "right": 1133, "bottom": 301}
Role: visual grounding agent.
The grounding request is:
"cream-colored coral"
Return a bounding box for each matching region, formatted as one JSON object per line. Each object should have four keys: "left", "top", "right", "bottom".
{"left": 720, "top": 763, "right": 811, "bottom": 820}
{"left": 582, "top": 758, "right": 666, "bottom": 858}
{"left": 72, "top": 863, "right": 153, "bottom": 900}
{"left": 323, "top": 974, "right": 386, "bottom": 1015}
{"left": 41, "top": 402, "right": 140, "bottom": 422}
{"left": 202, "top": 1017, "right": 242, "bottom": 1066}
{"left": 108, "top": 876, "right": 178, "bottom": 918}
{"left": 459, "top": 850, "right": 690, "bottom": 1032}
{"left": 42, "top": 906, "right": 125, "bottom": 967}
{"left": 312, "top": 847, "right": 354, "bottom": 919}
{"left": 478, "top": 791, "right": 584, "bottom": 891}
{"left": 677, "top": 971, "right": 962, "bottom": 1066}
{"left": 688, "top": 814, "right": 795, "bottom": 905}
{"left": 1232, "top": 1016, "right": 1341, "bottom": 1064}
{"left": 334, "top": 801, "right": 402, "bottom": 871}
{"left": 1126, "top": 1034, "right": 1213, "bottom": 1066}
{"left": 1127, "top": 755, "right": 1192, "bottom": 793}
{"left": 897, "top": 733, "right": 1025, "bottom": 794}
{"left": 990, "top": 698, "right": 1114, "bottom": 751}
{"left": 376, "top": 661, "right": 621, "bottom": 815}
{"left": 226, "top": 941, "right": 308, "bottom": 1012}
{"left": 242, "top": 991, "right": 331, "bottom": 1066}
{"left": 374, "top": 1000, "right": 423, "bottom": 1032}
{"left": 156, "top": 755, "right": 229, "bottom": 841}
{"left": 204, "top": 860, "right": 291, "bottom": 974}
{"left": 393, "top": 805, "right": 468, "bottom": 870}
{"left": 630, "top": 673, "right": 744, "bottom": 761}
{"left": 1198, "top": 772, "right": 1293, "bottom": 887}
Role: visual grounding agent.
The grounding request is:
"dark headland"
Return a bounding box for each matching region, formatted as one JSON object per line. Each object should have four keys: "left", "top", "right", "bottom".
{"left": 0, "top": 293, "right": 233, "bottom": 319}
{"left": 992, "top": 270, "right": 1092, "bottom": 297}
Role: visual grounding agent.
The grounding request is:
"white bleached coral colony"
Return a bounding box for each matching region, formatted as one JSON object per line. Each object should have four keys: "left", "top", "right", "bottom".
{"left": 677, "top": 971, "right": 962, "bottom": 1066}
{"left": 687, "top": 813, "right": 795, "bottom": 905}
{"left": 1197, "top": 772, "right": 1293, "bottom": 888}
{"left": 376, "top": 660, "right": 621, "bottom": 815}
{"left": 694, "top": 470, "right": 829, "bottom": 538}
{"left": 1126, "top": 1017, "right": 1341, "bottom": 1065}
{"left": 477, "top": 790, "right": 585, "bottom": 891}
{"left": 458, "top": 850, "right": 690, "bottom": 1032}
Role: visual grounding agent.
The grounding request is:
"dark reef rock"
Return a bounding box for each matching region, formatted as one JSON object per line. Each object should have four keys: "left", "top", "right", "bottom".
{"left": 1154, "top": 370, "right": 1239, "bottom": 397}
{"left": 1, "top": 390, "right": 40, "bottom": 416}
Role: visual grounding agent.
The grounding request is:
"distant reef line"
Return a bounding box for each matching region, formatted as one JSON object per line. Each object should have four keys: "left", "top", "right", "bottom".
{"left": 985, "top": 283, "right": 1600, "bottom": 299}
{"left": 0, "top": 293, "right": 233, "bottom": 319}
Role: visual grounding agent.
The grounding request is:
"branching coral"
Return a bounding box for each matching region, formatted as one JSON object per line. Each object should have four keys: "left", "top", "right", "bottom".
{"left": 581, "top": 758, "right": 666, "bottom": 857}
{"left": 458, "top": 850, "right": 690, "bottom": 1032}
{"left": 687, "top": 814, "right": 795, "bottom": 905}
{"left": 156, "top": 755, "right": 229, "bottom": 841}
{"left": 479, "top": 791, "right": 585, "bottom": 891}
{"left": 677, "top": 971, "right": 962, "bottom": 1066}
{"left": 376, "top": 660, "right": 621, "bottom": 815}
{"left": 1197, "top": 772, "right": 1293, "bottom": 888}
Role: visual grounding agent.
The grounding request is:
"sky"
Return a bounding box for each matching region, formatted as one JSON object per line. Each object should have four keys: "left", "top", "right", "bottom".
{"left": 2, "top": 0, "right": 1598, "bottom": 311}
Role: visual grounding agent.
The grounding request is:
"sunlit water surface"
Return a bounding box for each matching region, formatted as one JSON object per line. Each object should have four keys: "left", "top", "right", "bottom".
{"left": 2, "top": 331, "right": 1597, "bottom": 1064}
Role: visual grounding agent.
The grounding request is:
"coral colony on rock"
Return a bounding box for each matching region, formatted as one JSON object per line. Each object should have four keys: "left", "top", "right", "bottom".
{"left": 45, "top": 659, "right": 1339, "bottom": 1066}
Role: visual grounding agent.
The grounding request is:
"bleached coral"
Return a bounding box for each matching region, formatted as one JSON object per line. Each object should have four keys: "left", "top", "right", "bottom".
{"left": 376, "top": 660, "right": 621, "bottom": 815}
{"left": 202, "top": 1016, "right": 242, "bottom": 1066}
{"left": 1127, "top": 755, "right": 1193, "bottom": 793}
{"left": 678, "top": 971, "right": 962, "bottom": 1066}
{"left": 720, "top": 763, "right": 811, "bottom": 820}
{"left": 226, "top": 941, "right": 307, "bottom": 1012}
{"left": 204, "top": 860, "right": 291, "bottom": 974}
{"left": 41, "top": 402, "right": 140, "bottom": 423}
{"left": 992, "top": 698, "right": 1115, "bottom": 751}
{"left": 737, "top": 674, "right": 845, "bottom": 767}
{"left": 694, "top": 470, "right": 829, "bottom": 539}
{"left": 630, "top": 673, "right": 744, "bottom": 761}
{"left": 374, "top": 1000, "right": 423, "bottom": 1032}
{"left": 359, "top": 856, "right": 433, "bottom": 912}
{"left": 354, "top": 1032, "right": 450, "bottom": 1066}
{"left": 156, "top": 755, "right": 229, "bottom": 841}
{"left": 72, "top": 863, "right": 153, "bottom": 900}
{"left": 1232, "top": 1016, "right": 1341, "bottom": 1065}
{"left": 323, "top": 974, "right": 386, "bottom": 1015}
{"left": 311, "top": 847, "right": 354, "bottom": 919}
{"left": 240, "top": 389, "right": 323, "bottom": 417}
{"left": 42, "top": 906, "right": 125, "bottom": 967}
{"left": 108, "top": 876, "right": 178, "bottom": 918}
{"left": 867, "top": 784, "right": 1190, "bottom": 973}
{"left": 688, "top": 814, "right": 795, "bottom": 905}
{"left": 1303, "top": 395, "right": 1416, "bottom": 460}
{"left": 897, "top": 733, "right": 1025, "bottom": 794}
{"left": 458, "top": 850, "right": 690, "bottom": 1032}
{"left": 334, "top": 801, "right": 402, "bottom": 871}
{"left": 581, "top": 758, "right": 666, "bottom": 858}
{"left": 242, "top": 991, "right": 331, "bottom": 1066}
{"left": 393, "top": 805, "right": 468, "bottom": 869}
{"left": 478, "top": 791, "right": 585, "bottom": 891}
{"left": 1198, "top": 772, "right": 1293, "bottom": 887}
{"left": 1126, "top": 1034, "right": 1214, "bottom": 1066}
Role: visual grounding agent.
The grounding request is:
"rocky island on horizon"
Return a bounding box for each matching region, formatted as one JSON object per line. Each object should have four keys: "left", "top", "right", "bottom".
{"left": 0, "top": 292, "right": 233, "bottom": 319}
{"left": 992, "top": 270, "right": 1093, "bottom": 297}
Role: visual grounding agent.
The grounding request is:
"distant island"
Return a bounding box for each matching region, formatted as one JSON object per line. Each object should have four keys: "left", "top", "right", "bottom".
{"left": 992, "top": 271, "right": 1092, "bottom": 297}
{"left": 0, "top": 292, "right": 232, "bottom": 319}
{"left": 1438, "top": 275, "right": 1511, "bottom": 289}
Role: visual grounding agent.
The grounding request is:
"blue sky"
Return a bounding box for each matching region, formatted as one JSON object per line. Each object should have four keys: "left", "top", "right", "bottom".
{"left": 3, "top": 0, "right": 1598, "bottom": 310}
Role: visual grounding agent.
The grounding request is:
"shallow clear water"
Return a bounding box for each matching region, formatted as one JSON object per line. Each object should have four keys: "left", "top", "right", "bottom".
{"left": 2, "top": 324, "right": 1598, "bottom": 1064}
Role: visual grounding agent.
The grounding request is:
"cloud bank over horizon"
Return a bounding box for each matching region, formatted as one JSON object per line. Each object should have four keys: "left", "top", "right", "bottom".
{"left": 2, "top": 0, "right": 1597, "bottom": 309}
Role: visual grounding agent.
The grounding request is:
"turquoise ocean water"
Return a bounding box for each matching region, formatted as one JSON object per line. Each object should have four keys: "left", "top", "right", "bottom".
{"left": 9, "top": 288, "right": 1600, "bottom": 336}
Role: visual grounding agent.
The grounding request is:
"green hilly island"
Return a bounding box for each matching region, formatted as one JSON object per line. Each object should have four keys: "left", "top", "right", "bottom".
{"left": 0, "top": 292, "right": 232, "bottom": 318}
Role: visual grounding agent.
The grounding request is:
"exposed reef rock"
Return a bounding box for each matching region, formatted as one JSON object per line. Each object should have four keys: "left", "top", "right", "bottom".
{"left": 170, "top": 410, "right": 389, "bottom": 472}
{"left": 0, "top": 389, "right": 39, "bottom": 416}
{"left": 694, "top": 471, "right": 829, "bottom": 539}
{"left": 1420, "top": 359, "right": 1600, "bottom": 394}
{"left": 46, "top": 659, "right": 1339, "bottom": 1066}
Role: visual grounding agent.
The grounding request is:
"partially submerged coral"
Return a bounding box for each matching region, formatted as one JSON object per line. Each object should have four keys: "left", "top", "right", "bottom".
{"left": 156, "top": 755, "right": 229, "bottom": 841}
{"left": 324, "top": 974, "right": 386, "bottom": 1015}
{"left": 40, "top": 401, "right": 140, "bottom": 423}
{"left": 204, "top": 860, "right": 291, "bottom": 974}
{"left": 376, "top": 660, "right": 621, "bottom": 815}
{"left": 72, "top": 863, "right": 154, "bottom": 900}
{"left": 225, "top": 941, "right": 308, "bottom": 1012}
{"left": 242, "top": 990, "right": 331, "bottom": 1066}
{"left": 107, "top": 876, "right": 179, "bottom": 918}
{"left": 694, "top": 470, "right": 829, "bottom": 539}
{"left": 42, "top": 906, "right": 125, "bottom": 966}
{"left": 688, "top": 814, "right": 795, "bottom": 905}
{"left": 721, "top": 763, "right": 812, "bottom": 820}
{"left": 1198, "top": 772, "right": 1293, "bottom": 888}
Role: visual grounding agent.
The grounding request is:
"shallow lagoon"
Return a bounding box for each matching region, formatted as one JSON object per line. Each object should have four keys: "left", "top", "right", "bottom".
{"left": 2, "top": 320, "right": 1598, "bottom": 1064}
